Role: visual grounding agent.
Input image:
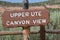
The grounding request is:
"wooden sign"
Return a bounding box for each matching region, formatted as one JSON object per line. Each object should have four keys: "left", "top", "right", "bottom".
{"left": 2, "top": 7, "right": 50, "bottom": 28}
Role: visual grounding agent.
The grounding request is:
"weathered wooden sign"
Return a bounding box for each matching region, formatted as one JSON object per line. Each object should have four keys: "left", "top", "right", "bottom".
{"left": 2, "top": 7, "right": 50, "bottom": 28}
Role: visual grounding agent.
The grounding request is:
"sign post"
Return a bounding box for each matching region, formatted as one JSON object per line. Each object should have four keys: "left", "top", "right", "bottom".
{"left": 23, "top": 0, "right": 30, "bottom": 40}
{"left": 23, "top": 27, "right": 30, "bottom": 40}
{"left": 40, "top": 25, "right": 45, "bottom": 40}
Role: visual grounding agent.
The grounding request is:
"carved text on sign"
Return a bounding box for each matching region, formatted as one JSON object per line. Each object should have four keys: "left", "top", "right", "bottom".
{"left": 2, "top": 7, "right": 50, "bottom": 28}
